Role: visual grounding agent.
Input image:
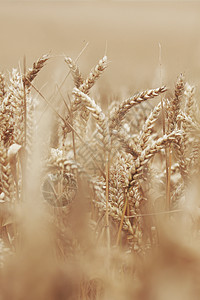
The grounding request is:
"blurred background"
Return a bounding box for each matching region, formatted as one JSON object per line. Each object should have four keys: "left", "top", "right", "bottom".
{"left": 0, "top": 1, "right": 199, "bottom": 93}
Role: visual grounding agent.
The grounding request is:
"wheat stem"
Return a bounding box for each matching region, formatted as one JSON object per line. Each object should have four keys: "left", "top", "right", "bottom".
{"left": 116, "top": 189, "right": 128, "bottom": 245}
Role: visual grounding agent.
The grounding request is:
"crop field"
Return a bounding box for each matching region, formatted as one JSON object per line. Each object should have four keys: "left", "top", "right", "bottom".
{"left": 0, "top": 1, "right": 200, "bottom": 300}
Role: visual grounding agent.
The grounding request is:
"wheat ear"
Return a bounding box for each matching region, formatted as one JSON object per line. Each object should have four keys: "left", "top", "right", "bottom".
{"left": 8, "top": 69, "right": 25, "bottom": 145}
{"left": 74, "top": 56, "right": 108, "bottom": 123}
{"left": 139, "top": 101, "right": 162, "bottom": 150}
{"left": 24, "top": 54, "right": 49, "bottom": 88}
{"left": 128, "top": 131, "right": 182, "bottom": 186}
{"left": 0, "top": 73, "right": 6, "bottom": 103}
{"left": 109, "top": 86, "right": 167, "bottom": 132}
{"left": 184, "top": 83, "right": 195, "bottom": 118}
{"left": 72, "top": 88, "right": 110, "bottom": 148}
{"left": 94, "top": 195, "right": 133, "bottom": 238}
{"left": 177, "top": 111, "right": 200, "bottom": 134}
{"left": 65, "top": 57, "right": 84, "bottom": 88}
{"left": 80, "top": 56, "right": 108, "bottom": 94}
{"left": 113, "top": 131, "right": 139, "bottom": 158}
{"left": 167, "top": 74, "right": 185, "bottom": 133}
{"left": 0, "top": 144, "right": 14, "bottom": 201}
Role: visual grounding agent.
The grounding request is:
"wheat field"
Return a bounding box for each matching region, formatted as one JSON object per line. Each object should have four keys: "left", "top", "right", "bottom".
{"left": 1, "top": 1, "right": 200, "bottom": 300}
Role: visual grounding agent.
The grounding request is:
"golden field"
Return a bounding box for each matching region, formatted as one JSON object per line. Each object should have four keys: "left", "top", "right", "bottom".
{"left": 0, "top": 2, "right": 200, "bottom": 300}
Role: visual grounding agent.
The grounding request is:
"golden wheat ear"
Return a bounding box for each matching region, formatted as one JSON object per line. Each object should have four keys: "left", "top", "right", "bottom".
{"left": 68, "top": 56, "right": 108, "bottom": 129}
{"left": 0, "top": 73, "right": 6, "bottom": 103}
{"left": 184, "top": 82, "right": 196, "bottom": 118}
{"left": 0, "top": 147, "right": 14, "bottom": 201}
{"left": 8, "top": 69, "right": 25, "bottom": 145}
{"left": 167, "top": 74, "right": 185, "bottom": 134}
{"left": 109, "top": 86, "right": 167, "bottom": 133}
{"left": 80, "top": 56, "right": 108, "bottom": 94}
{"left": 65, "top": 56, "right": 84, "bottom": 88}
{"left": 128, "top": 130, "right": 182, "bottom": 187}
{"left": 72, "top": 88, "right": 110, "bottom": 149}
{"left": 139, "top": 101, "right": 162, "bottom": 151}
{"left": 24, "top": 54, "right": 49, "bottom": 88}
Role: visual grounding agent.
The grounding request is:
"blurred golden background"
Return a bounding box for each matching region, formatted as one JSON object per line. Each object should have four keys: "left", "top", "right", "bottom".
{"left": 0, "top": 1, "right": 199, "bottom": 92}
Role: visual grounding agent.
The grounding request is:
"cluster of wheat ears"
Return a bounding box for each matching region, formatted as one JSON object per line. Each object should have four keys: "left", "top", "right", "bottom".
{"left": 0, "top": 52, "right": 200, "bottom": 299}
